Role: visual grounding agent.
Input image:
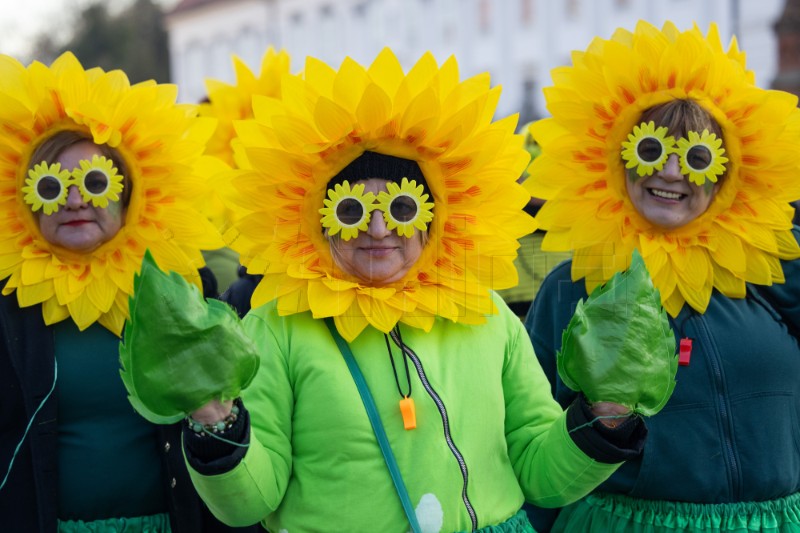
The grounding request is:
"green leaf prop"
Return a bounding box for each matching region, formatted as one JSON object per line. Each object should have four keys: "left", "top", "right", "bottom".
{"left": 119, "top": 250, "right": 260, "bottom": 424}
{"left": 557, "top": 249, "right": 677, "bottom": 416}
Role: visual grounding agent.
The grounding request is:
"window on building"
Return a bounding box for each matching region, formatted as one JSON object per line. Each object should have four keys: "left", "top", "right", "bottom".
{"left": 565, "top": 0, "right": 579, "bottom": 18}
{"left": 288, "top": 12, "right": 304, "bottom": 56}
{"left": 210, "top": 38, "right": 231, "bottom": 81}
{"left": 479, "top": 0, "right": 492, "bottom": 33}
{"left": 442, "top": 0, "right": 457, "bottom": 43}
{"left": 320, "top": 5, "right": 337, "bottom": 61}
{"left": 184, "top": 41, "right": 205, "bottom": 103}
{"left": 519, "top": 78, "right": 538, "bottom": 126}
{"left": 520, "top": 0, "right": 534, "bottom": 25}
{"left": 236, "top": 27, "right": 262, "bottom": 68}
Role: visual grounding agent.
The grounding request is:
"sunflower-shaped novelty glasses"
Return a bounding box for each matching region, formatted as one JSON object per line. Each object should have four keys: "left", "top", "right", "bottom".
{"left": 320, "top": 178, "right": 434, "bottom": 240}
{"left": 23, "top": 155, "right": 124, "bottom": 214}
{"left": 621, "top": 121, "right": 728, "bottom": 185}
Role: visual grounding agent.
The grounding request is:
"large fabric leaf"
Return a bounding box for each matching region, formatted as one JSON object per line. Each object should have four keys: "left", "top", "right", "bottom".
{"left": 119, "top": 250, "right": 260, "bottom": 424}
{"left": 557, "top": 249, "right": 677, "bottom": 416}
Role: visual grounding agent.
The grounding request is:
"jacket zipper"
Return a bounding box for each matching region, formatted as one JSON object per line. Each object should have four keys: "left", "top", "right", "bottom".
{"left": 694, "top": 315, "right": 740, "bottom": 498}
{"left": 390, "top": 331, "right": 478, "bottom": 531}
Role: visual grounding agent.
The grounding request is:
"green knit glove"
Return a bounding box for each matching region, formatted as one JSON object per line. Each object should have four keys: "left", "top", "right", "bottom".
{"left": 119, "top": 250, "right": 260, "bottom": 424}
{"left": 557, "top": 249, "right": 678, "bottom": 416}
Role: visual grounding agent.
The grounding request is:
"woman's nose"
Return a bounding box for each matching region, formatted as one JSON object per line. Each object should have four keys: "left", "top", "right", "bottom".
{"left": 64, "top": 185, "right": 87, "bottom": 209}
{"left": 659, "top": 154, "right": 683, "bottom": 181}
{"left": 366, "top": 209, "right": 390, "bottom": 238}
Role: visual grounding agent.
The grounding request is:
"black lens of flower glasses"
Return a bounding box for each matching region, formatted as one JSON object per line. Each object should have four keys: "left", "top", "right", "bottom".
{"left": 336, "top": 198, "right": 365, "bottom": 224}
{"left": 37, "top": 176, "right": 63, "bottom": 200}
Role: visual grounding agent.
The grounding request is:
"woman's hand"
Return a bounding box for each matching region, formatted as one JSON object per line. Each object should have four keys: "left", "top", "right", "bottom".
{"left": 190, "top": 399, "right": 234, "bottom": 425}
{"left": 590, "top": 401, "right": 631, "bottom": 429}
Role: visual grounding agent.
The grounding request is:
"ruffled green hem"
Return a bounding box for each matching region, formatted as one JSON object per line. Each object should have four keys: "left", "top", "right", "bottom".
{"left": 58, "top": 513, "right": 171, "bottom": 533}
{"left": 467, "top": 509, "right": 535, "bottom": 533}
{"left": 554, "top": 492, "right": 800, "bottom": 532}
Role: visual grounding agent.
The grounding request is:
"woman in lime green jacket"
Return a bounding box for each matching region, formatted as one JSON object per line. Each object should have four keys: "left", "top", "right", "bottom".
{"left": 122, "top": 49, "right": 669, "bottom": 532}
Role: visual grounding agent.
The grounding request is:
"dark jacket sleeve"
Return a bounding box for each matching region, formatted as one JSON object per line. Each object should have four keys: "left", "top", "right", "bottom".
{"left": 159, "top": 422, "right": 259, "bottom": 533}
{"left": 750, "top": 226, "right": 800, "bottom": 338}
{"left": 219, "top": 266, "right": 262, "bottom": 319}
{"left": 199, "top": 266, "right": 220, "bottom": 300}
{"left": 0, "top": 292, "right": 59, "bottom": 533}
{"left": 182, "top": 399, "right": 251, "bottom": 477}
{"left": 566, "top": 395, "right": 647, "bottom": 463}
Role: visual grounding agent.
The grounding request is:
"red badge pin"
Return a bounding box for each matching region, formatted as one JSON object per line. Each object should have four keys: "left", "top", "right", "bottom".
{"left": 679, "top": 338, "right": 692, "bottom": 366}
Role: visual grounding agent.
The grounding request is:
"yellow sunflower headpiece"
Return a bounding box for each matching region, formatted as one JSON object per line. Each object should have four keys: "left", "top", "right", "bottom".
{"left": 525, "top": 21, "right": 800, "bottom": 317}
{"left": 224, "top": 47, "right": 536, "bottom": 340}
{"left": 201, "top": 47, "right": 291, "bottom": 167}
{"left": 0, "top": 51, "right": 224, "bottom": 335}
{"left": 199, "top": 48, "right": 292, "bottom": 231}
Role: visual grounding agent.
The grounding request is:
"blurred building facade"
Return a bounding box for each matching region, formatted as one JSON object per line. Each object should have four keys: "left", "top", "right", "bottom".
{"left": 166, "top": 0, "right": 785, "bottom": 121}
{"left": 774, "top": 0, "right": 800, "bottom": 94}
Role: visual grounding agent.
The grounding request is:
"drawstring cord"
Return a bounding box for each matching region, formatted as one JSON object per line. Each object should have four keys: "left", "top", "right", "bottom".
{"left": 384, "top": 325, "right": 416, "bottom": 430}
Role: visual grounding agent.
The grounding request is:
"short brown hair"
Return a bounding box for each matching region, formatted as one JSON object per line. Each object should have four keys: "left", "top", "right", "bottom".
{"left": 29, "top": 131, "right": 133, "bottom": 207}
{"left": 639, "top": 99, "right": 723, "bottom": 140}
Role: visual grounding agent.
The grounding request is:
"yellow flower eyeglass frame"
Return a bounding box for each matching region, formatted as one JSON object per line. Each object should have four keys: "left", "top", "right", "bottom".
{"left": 621, "top": 121, "right": 729, "bottom": 185}
{"left": 23, "top": 155, "right": 125, "bottom": 215}
{"left": 319, "top": 178, "right": 435, "bottom": 241}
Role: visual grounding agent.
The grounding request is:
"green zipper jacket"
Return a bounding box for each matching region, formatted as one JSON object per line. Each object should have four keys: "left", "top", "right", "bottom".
{"left": 188, "top": 295, "right": 626, "bottom": 532}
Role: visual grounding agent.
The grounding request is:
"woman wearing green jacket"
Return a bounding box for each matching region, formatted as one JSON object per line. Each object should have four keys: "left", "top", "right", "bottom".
{"left": 524, "top": 21, "right": 800, "bottom": 532}
{"left": 122, "top": 49, "right": 670, "bottom": 532}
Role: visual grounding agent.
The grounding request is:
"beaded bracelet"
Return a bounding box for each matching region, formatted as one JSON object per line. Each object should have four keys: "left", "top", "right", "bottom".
{"left": 187, "top": 404, "right": 240, "bottom": 435}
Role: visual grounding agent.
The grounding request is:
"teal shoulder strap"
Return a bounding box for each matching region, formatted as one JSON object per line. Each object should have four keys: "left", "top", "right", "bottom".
{"left": 324, "top": 318, "right": 422, "bottom": 533}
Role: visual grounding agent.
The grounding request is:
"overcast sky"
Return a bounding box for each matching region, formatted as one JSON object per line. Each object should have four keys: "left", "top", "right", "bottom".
{"left": 0, "top": 0, "right": 179, "bottom": 62}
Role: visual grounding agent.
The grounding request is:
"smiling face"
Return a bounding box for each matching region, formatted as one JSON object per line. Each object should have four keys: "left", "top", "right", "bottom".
{"left": 328, "top": 178, "right": 426, "bottom": 285}
{"left": 625, "top": 100, "right": 722, "bottom": 230}
{"left": 37, "top": 141, "right": 126, "bottom": 253}
{"left": 625, "top": 153, "right": 718, "bottom": 229}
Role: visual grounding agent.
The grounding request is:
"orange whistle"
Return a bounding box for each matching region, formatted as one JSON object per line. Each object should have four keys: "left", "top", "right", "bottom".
{"left": 399, "top": 397, "right": 416, "bottom": 430}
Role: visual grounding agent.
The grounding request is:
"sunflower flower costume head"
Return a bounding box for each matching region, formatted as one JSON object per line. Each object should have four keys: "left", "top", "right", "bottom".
{"left": 224, "top": 47, "right": 535, "bottom": 340}
{"left": 525, "top": 20, "right": 800, "bottom": 317}
{"left": 199, "top": 48, "right": 291, "bottom": 231}
{"left": 201, "top": 47, "right": 291, "bottom": 167}
{"left": 0, "top": 51, "right": 224, "bottom": 335}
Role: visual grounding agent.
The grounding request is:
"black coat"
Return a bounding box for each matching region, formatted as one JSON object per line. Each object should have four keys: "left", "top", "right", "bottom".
{"left": 220, "top": 266, "right": 262, "bottom": 319}
{"left": 0, "top": 291, "right": 260, "bottom": 532}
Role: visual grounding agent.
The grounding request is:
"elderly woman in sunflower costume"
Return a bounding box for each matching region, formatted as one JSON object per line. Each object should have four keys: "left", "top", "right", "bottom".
{"left": 524, "top": 21, "right": 800, "bottom": 533}
{"left": 118, "top": 48, "right": 683, "bottom": 532}
{"left": 0, "top": 53, "right": 263, "bottom": 532}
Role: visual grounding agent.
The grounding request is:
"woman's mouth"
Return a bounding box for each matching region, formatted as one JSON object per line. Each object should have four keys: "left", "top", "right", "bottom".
{"left": 648, "top": 188, "right": 685, "bottom": 201}
{"left": 361, "top": 246, "right": 396, "bottom": 256}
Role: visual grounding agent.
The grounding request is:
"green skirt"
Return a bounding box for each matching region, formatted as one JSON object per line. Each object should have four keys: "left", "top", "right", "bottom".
{"left": 553, "top": 492, "right": 800, "bottom": 532}
{"left": 58, "top": 513, "right": 171, "bottom": 533}
{"left": 467, "top": 509, "right": 536, "bottom": 533}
